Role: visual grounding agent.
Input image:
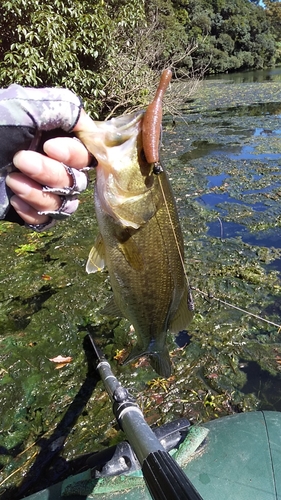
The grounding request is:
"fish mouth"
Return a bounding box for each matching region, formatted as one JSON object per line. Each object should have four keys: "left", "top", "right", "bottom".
{"left": 89, "top": 110, "right": 146, "bottom": 183}
{"left": 93, "top": 109, "right": 155, "bottom": 228}
{"left": 108, "top": 110, "right": 144, "bottom": 126}
{"left": 95, "top": 111, "right": 144, "bottom": 152}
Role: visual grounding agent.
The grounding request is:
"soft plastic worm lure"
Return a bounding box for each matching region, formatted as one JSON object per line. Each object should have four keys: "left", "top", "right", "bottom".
{"left": 142, "top": 68, "right": 172, "bottom": 166}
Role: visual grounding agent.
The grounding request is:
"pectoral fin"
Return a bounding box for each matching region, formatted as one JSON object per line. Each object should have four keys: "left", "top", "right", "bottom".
{"left": 169, "top": 288, "right": 194, "bottom": 333}
{"left": 106, "top": 188, "right": 159, "bottom": 230}
{"left": 86, "top": 233, "right": 106, "bottom": 274}
{"left": 117, "top": 238, "right": 144, "bottom": 271}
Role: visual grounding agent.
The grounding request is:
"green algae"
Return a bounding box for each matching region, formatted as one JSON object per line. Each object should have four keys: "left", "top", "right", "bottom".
{"left": 1, "top": 73, "right": 281, "bottom": 497}
{"left": 186, "top": 79, "right": 281, "bottom": 113}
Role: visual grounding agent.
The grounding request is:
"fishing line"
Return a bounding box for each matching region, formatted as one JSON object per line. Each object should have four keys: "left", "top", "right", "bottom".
{"left": 192, "top": 286, "right": 281, "bottom": 329}
{"left": 158, "top": 171, "right": 280, "bottom": 328}
{"left": 158, "top": 171, "right": 195, "bottom": 311}
{"left": 217, "top": 216, "right": 224, "bottom": 241}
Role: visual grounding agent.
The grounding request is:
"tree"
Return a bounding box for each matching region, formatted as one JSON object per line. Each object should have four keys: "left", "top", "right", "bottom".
{"left": 0, "top": 0, "right": 147, "bottom": 117}
{"left": 181, "top": 0, "right": 277, "bottom": 73}
{"left": 0, "top": 0, "right": 199, "bottom": 118}
{"left": 264, "top": 0, "right": 281, "bottom": 40}
{"left": 100, "top": 0, "right": 199, "bottom": 117}
{"left": 0, "top": 0, "right": 280, "bottom": 116}
{"left": 0, "top": 0, "right": 113, "bottom": 116}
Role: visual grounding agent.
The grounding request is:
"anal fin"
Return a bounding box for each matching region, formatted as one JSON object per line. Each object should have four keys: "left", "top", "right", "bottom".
{"left": 102, "top": 297, "right": 124, "bottom": 318}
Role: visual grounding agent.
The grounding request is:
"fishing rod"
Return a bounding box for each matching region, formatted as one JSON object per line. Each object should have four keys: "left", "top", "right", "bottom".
{"left": 88, "top": 334, "right": 204, "bottom": 500}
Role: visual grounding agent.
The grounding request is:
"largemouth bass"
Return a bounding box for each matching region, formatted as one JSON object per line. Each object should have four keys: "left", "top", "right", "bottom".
{"left": 77, "top": 78, "right": 193, "bottom": 378}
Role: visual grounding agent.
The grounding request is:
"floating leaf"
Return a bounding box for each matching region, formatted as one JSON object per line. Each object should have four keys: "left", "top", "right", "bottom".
{"left": 48, "top": 355, "right": 73, "bottom": 366}
{"left": 41, "top": 274, "right": 52, "bottom": 281}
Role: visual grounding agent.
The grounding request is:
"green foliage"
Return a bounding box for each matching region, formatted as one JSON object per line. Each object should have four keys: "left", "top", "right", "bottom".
{"left": 144, "top": 0, "right": 190, "bottom": 63}
{"left": 264, "top": 0, "right": 281, "bottom": 41}
{"left": 183, "top": 0, "right": 278, "bottom": 73}
{"left": 216, "top": 33, "right": 235, "bottom": 54}
{"left": 0, "top": 0, "right": 280, "bottom": 117}
{"left": 0, "top": 0, "right": 146, "bottom": 117}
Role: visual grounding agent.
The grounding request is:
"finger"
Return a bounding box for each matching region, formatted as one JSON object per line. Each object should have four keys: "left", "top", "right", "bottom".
{"left": 13, "top": 150, "right": 75, "bottom": 188}
{"left": 10, "top": 196, "right": 49, "bottom": 225}
{"left": 43, "top": 136, "right": 91, "bottom": 168}
{"left": 6, "top": 172, "right": 62, "bottom": 213}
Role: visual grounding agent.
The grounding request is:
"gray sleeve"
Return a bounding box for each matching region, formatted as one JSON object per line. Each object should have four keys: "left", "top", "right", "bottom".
{"left": 0, "top": 84, "right": 83, "bottom": 131}
{"left": 0, "top": 84, "right": 83, "bottom": 219}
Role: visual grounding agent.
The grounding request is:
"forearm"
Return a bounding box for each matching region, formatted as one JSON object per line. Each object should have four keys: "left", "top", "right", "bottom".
{"left": 0, "top": 84, "right": 83, "bottom": 131}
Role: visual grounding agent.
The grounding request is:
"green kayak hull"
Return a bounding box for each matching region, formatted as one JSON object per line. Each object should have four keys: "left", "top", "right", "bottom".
{"left": 25, "top": 410, "right": 281, "bottom": 500}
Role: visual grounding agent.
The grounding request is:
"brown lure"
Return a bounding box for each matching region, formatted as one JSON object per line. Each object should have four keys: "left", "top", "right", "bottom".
{"left": 142, "top": 68, "right": 172, "bottom": 165}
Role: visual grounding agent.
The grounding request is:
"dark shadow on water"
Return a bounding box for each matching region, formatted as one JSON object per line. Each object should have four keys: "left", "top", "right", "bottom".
{"left": 215, "top": 102, "right": 281, "bottom": 117}
{"left": 179, "top": 140, "right": 237, "bottom": 161}
{"left": 240, "top": 360, "right": 281, "bottom": 412}
{"left": 1, "top": 335, "right": 100, "bottom": 500}
{"left": 8, "top": 284, "right": 58, "bottom": 330}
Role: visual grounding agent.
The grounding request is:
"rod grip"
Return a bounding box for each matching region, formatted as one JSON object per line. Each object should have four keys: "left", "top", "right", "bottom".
{"left": 142, "top": 450, "right": 203, "bottom": 500}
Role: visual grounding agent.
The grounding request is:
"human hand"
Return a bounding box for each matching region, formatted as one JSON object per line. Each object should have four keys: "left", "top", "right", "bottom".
{"left": 0, "top": 85, "right": 94, "bottom": 229}
{"left": 6, "top": 133, "right": 91, "bottom": 227}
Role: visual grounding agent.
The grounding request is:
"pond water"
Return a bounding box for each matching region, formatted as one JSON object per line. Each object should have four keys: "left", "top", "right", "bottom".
{"left": 207, "top": 66, "right": 281, "bottom": 84}
{"left": 162, "top": 66, "right": 281, "bottom": 414}
{"left": 1, "top": 68, "right": 281, "bottom": 497}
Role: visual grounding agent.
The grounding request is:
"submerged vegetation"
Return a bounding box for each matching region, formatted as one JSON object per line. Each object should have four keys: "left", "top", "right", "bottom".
{"left": 1, "top": 73, "right": 281, "bottom": 496}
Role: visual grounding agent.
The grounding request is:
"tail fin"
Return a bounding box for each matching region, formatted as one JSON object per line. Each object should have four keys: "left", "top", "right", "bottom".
{"left": 123, "top": 343, "right": 172, "bottom": 378}
{"left": 149, "top": 346, "right": 172, "bottom": 378}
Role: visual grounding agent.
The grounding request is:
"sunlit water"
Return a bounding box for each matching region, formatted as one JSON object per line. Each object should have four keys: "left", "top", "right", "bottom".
{"left": 164, "top": 68, "right": 281, "bottom": 411}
